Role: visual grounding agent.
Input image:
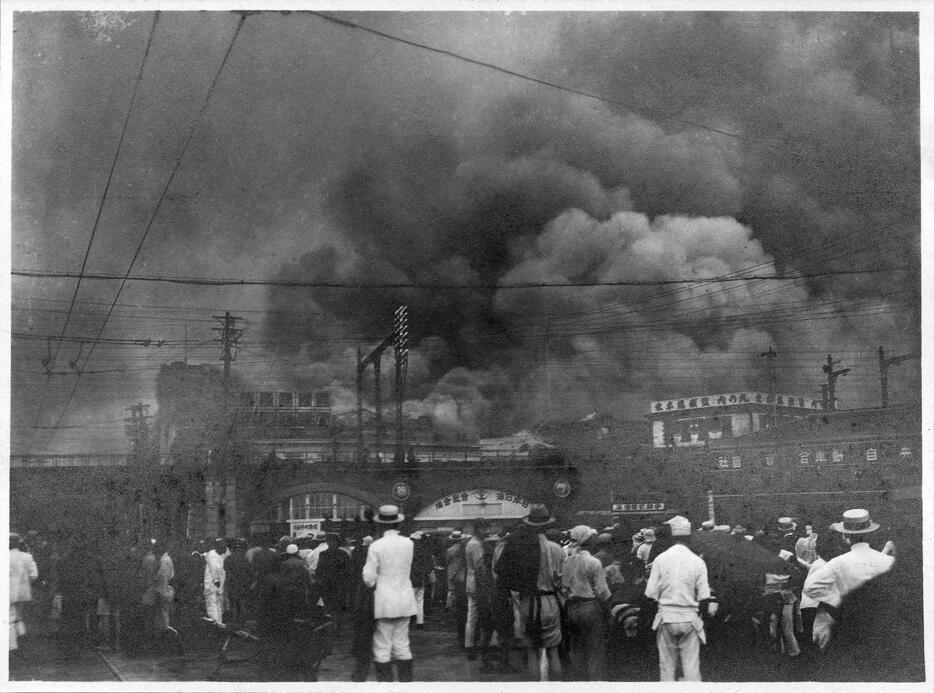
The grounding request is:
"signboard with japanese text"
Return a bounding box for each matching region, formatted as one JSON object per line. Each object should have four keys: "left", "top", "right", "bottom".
{"left": 710, "top": 441, "right": 915, "bottom": 470}
{"left": 413, "top": 489, "right": 531, "bottom": 522}
{"left": 649, "top": 392, "right": 823, "bottom": 414}
{"left": 611, "top": 501, "right": 667, "bottom": 513}
{"left": 289, "top": 519, "right": 322, "bottom": 538}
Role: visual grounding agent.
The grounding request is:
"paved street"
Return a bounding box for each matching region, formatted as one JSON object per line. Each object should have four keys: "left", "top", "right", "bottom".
{"left": 9, "top": 610, "right": 529, "bottom": 683}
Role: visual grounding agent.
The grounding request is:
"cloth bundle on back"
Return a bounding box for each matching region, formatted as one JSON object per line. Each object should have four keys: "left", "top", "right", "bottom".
{"left": 495, "top": 526, "right": 541, "bottom": 597}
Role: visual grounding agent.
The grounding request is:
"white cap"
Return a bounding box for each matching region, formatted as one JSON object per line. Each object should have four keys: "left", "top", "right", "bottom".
{"left": 286, "top": 544, "right": 299, "bottom": 554}
{"left": 665, "top": 515, "right": 692, "bottom": 536}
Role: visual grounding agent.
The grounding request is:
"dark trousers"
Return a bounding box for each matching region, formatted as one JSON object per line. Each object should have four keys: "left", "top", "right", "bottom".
{"left": 565, "top": 600, "right": 606, "bottom": 681}
{"left": 451, "top": 585, "right": 468, "bottom": 639}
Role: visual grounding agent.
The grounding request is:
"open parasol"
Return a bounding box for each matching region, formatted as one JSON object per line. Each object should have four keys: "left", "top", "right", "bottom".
{"left": 689, "top": 530, "right": 803, "bottom": 591}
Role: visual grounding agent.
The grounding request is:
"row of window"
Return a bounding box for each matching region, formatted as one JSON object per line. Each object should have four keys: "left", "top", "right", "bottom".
{"left": 237, "top": 392, "right": 332, "bottom": 408}
{"left": 243, "top": 411, "right": 332, "bottom": 427}
{"left": 277, "top": 492, "right": 366, "bottom": 522}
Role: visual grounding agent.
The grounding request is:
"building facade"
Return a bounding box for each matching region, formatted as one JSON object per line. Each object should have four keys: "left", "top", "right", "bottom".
{"left": 647, "top": 390, "right": 824, "bottom": 447}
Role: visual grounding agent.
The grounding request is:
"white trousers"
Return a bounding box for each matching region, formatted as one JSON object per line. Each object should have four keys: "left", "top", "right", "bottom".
{"left": 464, "top": 593, "right": 479, "bottom": 648}
{"left": 9, "top": 604, "right": 25, "bottom": 651}
{"left": 205, "top": 589, "right": 224, "bottom": 624}
{"left": 413, "top": 587, "right": 425, "bottom": 625}
{"left": 657, "top": 621, "right": 702, "bottom": 681}
{"left": 372, "top": 616, "right": 412, "bottom": 663}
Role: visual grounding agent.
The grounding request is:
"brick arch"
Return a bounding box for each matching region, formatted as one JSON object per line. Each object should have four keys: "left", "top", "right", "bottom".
{"left": 255, "top": 482, "right": 383, "bottom": 520}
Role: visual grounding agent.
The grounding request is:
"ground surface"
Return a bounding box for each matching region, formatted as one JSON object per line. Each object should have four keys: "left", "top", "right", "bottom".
{"left": 7, "top": 603, "right": 926, "bottom": 684}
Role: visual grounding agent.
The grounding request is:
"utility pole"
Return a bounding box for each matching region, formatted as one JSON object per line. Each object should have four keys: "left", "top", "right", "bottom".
{"left": 356, "top": 346, "right": 364, "bottom": 461}
{"left": 212, "top": 312, "right": 244, "bottom": 392}
{"left": 357, "top": 305, "right": 409, "bottom": 464}
{"left": 759, "top": 346, "right": 778, "bottom": 426}
{"left": 125, "top": 402, "right": 153, "bottom": 465}
{"left": 878, "top": 346, "right": 919, "bottom": 407}
{"left": 394, "top": 305, "right": 408, "bottom": 464}
{"left": 125, "top": 402, "right": 153, "bottom": 538}
{"left": 822, "top": 354, "right": 850, "bottom": 411}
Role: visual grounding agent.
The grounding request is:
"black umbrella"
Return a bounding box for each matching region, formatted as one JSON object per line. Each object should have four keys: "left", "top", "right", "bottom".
{"left": 689, "top": 530, "right": 802, "bottom": 592}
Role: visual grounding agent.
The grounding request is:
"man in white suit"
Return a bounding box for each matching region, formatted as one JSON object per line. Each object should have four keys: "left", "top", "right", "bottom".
{"left": 363, "top": 504, "right": 417, "bottom": 682}
{"left": 203, "top": 538, "right": 228, "bottom": 624}
{"left": 9, "top": 533, "right": 38, "bottom": 652}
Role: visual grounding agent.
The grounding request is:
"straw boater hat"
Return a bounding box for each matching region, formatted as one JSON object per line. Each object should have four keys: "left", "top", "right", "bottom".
{"left": 523, "top": 503, "right": 555, "bottom": 526}
{"left": 777, "top": 517, "right": 797, "bottom": 532}
{"left": 700, "top": 520, "right": 715, "bottom": 531}
{"left": 830, "top": 508, "right": 880, "bottom": 535}
{"left": 374, "top": 504, "right": 405, "bottom": 524}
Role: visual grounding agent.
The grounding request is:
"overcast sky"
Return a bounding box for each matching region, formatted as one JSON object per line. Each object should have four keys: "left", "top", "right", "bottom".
{"left": 9, "top": 8, "right": 921, "bottom": 455}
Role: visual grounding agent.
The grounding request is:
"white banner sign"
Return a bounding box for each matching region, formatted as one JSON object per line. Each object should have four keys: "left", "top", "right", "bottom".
{"left": 650, "top": 392, "right": 822, "bottom": 414}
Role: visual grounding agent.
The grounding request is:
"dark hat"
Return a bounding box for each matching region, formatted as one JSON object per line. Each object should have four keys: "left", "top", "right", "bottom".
{"left": 523, "top": 503, "right": 555, "bottom": 527}
{"left": 374, "top": 504, "right": 405, "bottom": 524}
{"left": 830, "top": 508, "right": 880, "bottom": 535}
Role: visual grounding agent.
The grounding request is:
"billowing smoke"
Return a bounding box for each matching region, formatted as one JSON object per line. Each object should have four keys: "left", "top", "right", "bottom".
{"left": 261, "top": 12, "right": 919, "bottom": 436}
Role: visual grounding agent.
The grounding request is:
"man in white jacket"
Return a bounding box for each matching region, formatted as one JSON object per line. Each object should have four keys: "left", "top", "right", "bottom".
{"left": 363, "top": 504, "right": 417, "bottom": 682}
{"left": 9, "top": 533, "right": 38, "bottom": 652}
{"left": 203, "top": 538, "right": 228, "bottom": 624}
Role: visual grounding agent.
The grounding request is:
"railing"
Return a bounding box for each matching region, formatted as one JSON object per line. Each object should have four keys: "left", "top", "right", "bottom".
{"left": 11, "top": 454, "right": 129, "bottom": 468}
{"left": 252, "top": 444, "right": 565, "bottom": 468}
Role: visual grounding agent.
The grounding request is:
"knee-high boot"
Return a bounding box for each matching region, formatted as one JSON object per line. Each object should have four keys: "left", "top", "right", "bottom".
{"left": 397, "top": 658, "right": 414, "bottom": 682}
{"left": 374, "top": 661, "right": 394, "bottom": 682}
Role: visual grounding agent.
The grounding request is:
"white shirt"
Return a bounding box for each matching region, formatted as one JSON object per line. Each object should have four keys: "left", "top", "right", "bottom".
{"left": 636, "top": 541, "right": 654, "bottom": 564}
{"left": 799, "top": 557, "right": 826, "bottom": 610}
{"left": 10, "top": 548, "right": 38, "bottom": 603}
{"left": 363, "top": 529, "right": 417, "bottom": 619}
{"left": 204, "top": 549, "right": 227, "bottom": 591}
{"left": 802, "top": 542, "right": 894, "bottom": 608}
{"left": 304, "top": 543, "right": 329, "bottom": 575}
{"left": 795, "top": 534, "right": 818, "bottom": 568}
{"left": 644, "top": 542, "right": 711, "bottom": 620}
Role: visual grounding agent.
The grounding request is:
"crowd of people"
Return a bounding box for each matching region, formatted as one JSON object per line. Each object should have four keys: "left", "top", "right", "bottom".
{"left": 8, "top": 500, "right": 922, "bottom": 682}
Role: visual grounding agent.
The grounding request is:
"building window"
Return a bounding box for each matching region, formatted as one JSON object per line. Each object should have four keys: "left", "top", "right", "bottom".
{"left": 298, "top": 393, "right": 314, "bottom": 407}
{"left": 239, "top": 392, "right": 254, "bottom": 407}
{"left": 278, "top": 392, "right": 293, "bottom": 407}
{"left": 259, "top": 392, "right": 274, "bottom": 407}
{"left": 720, "top": 417, "right": 732, "bottom": 438}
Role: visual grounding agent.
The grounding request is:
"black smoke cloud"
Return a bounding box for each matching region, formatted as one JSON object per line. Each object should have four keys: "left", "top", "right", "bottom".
{"left": 262, "top": 12, "right": 919, "bottom": 435}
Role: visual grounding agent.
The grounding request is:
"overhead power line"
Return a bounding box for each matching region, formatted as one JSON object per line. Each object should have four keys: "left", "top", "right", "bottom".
{"left": 49, "top": 12, "right": 161, "bottom": 375}
{"left": 11, "top": 266, "right": 899, "bottom": 289}
{"left": 40, "top": 13, "right": 248, "bottom": 442}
